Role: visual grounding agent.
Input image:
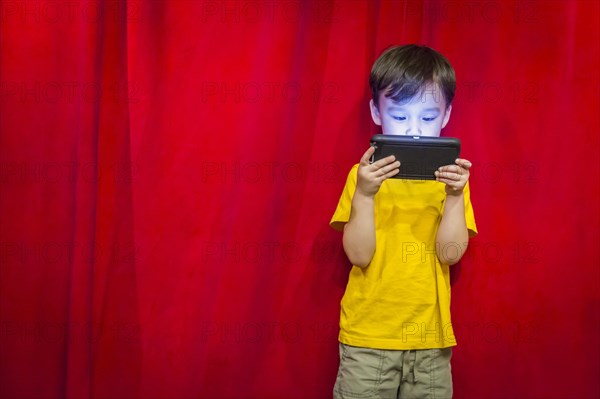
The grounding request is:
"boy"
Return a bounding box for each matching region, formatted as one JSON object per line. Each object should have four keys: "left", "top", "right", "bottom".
{"left": 330, "top": 44, "right": 478, "bottom": 399}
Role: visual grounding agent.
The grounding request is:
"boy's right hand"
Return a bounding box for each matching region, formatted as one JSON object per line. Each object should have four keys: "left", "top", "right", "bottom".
{"left": 356, "top": 146, "right": 401, "bottom": 198}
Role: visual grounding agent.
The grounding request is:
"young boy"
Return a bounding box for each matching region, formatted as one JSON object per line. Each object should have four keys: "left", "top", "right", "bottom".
{"left": 330, "top": 44, "right": 478, "bottom": 398}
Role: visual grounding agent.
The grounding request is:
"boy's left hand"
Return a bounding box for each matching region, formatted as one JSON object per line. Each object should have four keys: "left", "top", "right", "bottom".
{"left": 435, "top": 158, "right": 472, "bottom": 196}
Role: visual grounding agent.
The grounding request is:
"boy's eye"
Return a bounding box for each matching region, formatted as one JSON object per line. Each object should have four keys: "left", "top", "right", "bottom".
{"left": 422, "top": 117, "right": 436, "bottom": 122}
{"left": 392, "top": 116, "right": 406, "bottom": 121}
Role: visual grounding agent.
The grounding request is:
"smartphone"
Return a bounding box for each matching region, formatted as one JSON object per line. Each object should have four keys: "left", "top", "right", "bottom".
{"left": 369, "top": 134, "right": 461, "bottom": 180}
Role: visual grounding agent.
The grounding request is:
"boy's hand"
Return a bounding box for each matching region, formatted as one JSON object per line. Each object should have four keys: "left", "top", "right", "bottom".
{"left": 436, "top": 158, "right": 472, "bottom": 196}
{"left": 356, "top": 146, "right": 400, "bottom": 198}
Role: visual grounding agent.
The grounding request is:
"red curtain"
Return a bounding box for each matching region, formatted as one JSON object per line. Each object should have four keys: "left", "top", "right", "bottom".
{"left": 1, "top": 1, "right": 598, "bottom": 398}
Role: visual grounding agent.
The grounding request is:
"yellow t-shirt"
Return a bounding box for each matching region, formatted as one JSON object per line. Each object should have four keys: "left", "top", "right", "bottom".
{"left": 330, "top": 164, "right": 478, "bottom": 349}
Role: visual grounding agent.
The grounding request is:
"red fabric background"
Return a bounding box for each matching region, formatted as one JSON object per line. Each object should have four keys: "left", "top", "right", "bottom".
{"left": 1, "top": 1, "right": 599, "bottom": 398}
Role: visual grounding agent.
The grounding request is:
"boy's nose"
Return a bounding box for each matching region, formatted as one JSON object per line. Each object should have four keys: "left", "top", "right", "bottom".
{"left": 405, "top": 121, "right": 422, "bottom": 136}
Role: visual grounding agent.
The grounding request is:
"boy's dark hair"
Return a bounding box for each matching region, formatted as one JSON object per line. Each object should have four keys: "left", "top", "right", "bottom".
{"left": 370, "top": 44, "right": 456, "bottom": 108}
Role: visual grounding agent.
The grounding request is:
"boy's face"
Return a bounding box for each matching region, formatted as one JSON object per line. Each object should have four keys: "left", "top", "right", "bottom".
{"left": 369, "top": 82, "right": 452, "bottom": 137}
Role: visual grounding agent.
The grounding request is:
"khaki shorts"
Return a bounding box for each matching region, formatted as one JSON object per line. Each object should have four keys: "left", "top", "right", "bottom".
{"left": 333, "top": 343, "right": 453, "bottom": 399}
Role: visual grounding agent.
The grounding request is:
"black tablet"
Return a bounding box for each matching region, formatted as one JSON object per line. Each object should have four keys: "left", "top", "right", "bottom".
{"left": 369, "top": 134, "right": 461, "bottom": 180}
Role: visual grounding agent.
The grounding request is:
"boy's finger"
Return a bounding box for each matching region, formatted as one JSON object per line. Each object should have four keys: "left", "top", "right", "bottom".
{"left": 379, "top": 161, "right": 401, "bottom": 176}
{"left": 438, "top": 165, "right": 461, "bottom": 174}
{"left": 455, "top": 158, "right": 472, "bottom": 169}
{"left": 372, "top": 154, "right": 396, "bottom": 169}
{"left": 360, "top": 146, "right": 376, "bottom": 165}
{"left": 382, "top": 168, "right": 400, "bottom": 179}
{"left": 437, "top": 177, "right": 462, "bottom": 186}
{"left": 436, "top": 171, "right": 459, "bottom": 180}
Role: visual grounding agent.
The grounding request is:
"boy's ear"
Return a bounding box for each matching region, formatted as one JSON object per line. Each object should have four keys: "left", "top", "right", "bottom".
{"left": 441, "top": 104, "right": 452, "bottom": 128}
{"left": 369, "top": 99, "right": 382, "bottom": 126}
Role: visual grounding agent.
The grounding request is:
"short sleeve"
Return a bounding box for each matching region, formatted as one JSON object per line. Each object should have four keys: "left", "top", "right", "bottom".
{"left": 463, "top": 181, "right": 478, "bottom": 238}
{"left": 329, "top": 164, "right": 359, "bottom": 232}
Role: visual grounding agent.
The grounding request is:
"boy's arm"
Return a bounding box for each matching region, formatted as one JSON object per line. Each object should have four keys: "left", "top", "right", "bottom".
{"left": 343, "top": 147, "right": 399, "bottom": 268}
{"left": 343, "top": 193, "right": 375, "bottom": 268}
{"left": 436, "top": 192, "right": 469, "bottom": 265}
{"left": 435, "top": 159, "right": 472, "bottom": 265}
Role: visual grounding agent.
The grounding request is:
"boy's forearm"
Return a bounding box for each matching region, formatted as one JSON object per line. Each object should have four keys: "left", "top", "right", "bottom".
{"left": 436, "top": 193, "right": 469, "bottom": 265}
{"left": 343, "top": 193, "right": 376, "bottom": 268}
